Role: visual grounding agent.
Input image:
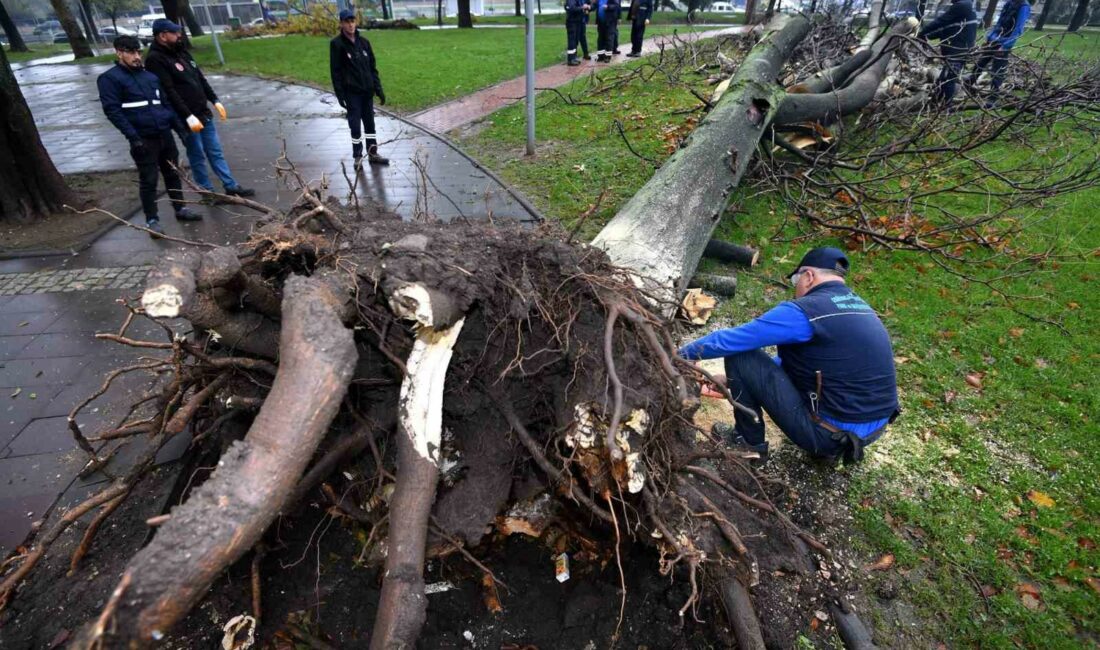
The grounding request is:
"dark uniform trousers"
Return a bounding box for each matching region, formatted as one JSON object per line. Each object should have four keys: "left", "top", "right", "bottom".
{"left": 132, "top": 131, "right": 185, "bottom": 220}
{"left": 345, "top": 92, "right": 378, "bottom": 160}
{"left": 972, "top": 44, "right": 1010, "bottom": 91}
{"left": 630, "top": 14, "right": 646, "bottom": 54}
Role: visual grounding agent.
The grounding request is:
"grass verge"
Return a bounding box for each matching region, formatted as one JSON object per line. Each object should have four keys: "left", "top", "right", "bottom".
{"left": 458, "top": 35, "right": 1100, "bottom": 647}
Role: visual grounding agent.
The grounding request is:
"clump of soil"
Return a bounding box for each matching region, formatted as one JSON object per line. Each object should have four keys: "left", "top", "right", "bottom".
{"left": 0, "top": 171, "right": 140, "bottom": 254}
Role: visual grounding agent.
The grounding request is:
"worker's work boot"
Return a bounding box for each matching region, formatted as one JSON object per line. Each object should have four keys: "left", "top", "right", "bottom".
{"left": 353, "top": 157, "right": 364, "bottom": 172}
{"left": 145, "top": 219, "right": 165, "bottom": 238}
{"left": 367, "top": 146, "right": 389, "bottom": 166}
{"left": 175, "top": 207, "right": 203, "bottom": 221}
{"left": 225, "top": 186, "right": 256, "bottom": 197}
{"left": 567, "top": 57, "right": 581, "bottom": 66}
{"left": 711, "top": 423, "right": 769, "bottom": 463}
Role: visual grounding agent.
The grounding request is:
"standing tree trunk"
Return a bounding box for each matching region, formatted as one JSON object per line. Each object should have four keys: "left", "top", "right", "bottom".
{"left": 1067, "top": 0, "right": 1090, "bottom": 29}
{"left": 744, "top": 0, "right": 757, "bottom": 22}
{"left": 49, "top": 0, "right": 94, "bottom": 58}
{"left": 0, "top": 46, "right": 77, "bottom": 222}
{"left": 437, "top": 0, "right": 444, "bottom": 26}
{"left": 77, "top": 0, "right": 99, "bottom": 43}
{"left": 182, "top": 1, "right": 204, "bottom": 37}
{"left": 0, "top": 0, "right": 29, "bottom": 52}
{"left": 1035, "top": 0, "right": 1056, "bottom": 28}
{"left": 515, "top": 0, "right": 522, "bottom": 16}
{"left": 458, "top": 0, "right": 473, "bottom": 27}
{"left": 982, "top": 0, "right": 999, "bottom": 27}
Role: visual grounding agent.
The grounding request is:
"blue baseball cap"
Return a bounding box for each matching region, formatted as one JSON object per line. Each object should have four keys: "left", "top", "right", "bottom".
{"left": 338, "top": 9, "right": 356, "bottom": 20}
{"left": 790, "top": 247, "right": 849, "bottom": 277}
{"left": 151, "top": 18, "right": 182, "bottom": 34}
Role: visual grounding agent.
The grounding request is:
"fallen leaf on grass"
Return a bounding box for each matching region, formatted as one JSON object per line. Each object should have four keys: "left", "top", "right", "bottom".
{"left": 864, "top": 553, "right": 895, "bottom": 572}
{"left": 1015, "top": 582, "right": 1043, "bottom": 610}
{"left": 980, "top": 584, "right": 999, "bottom": 598}
{"left": 943, "top": 390, "right": 958, "bottom": 405}
{"left": 1034, "top": 358, "right": 1050, "bottom": 369}
{"left": 965, "top": 372, "right": 984, "bottom": 389}
{"left": 1067, "top": 301, "right": 1080, "bottom": 310}
{"left": 1052, "top": 577, "right": 1075, "bottom": 592}
{"left": 1078, "top": 537, "right": 1097, "bottom": 550}
{"left": 1087, "top": 577, "right": 1100, "bottom": 595}
{"left": 1027, "top": 490, "right": 1055, "bottom": 508}
{"left": 1007, "top": 327, "right": 1024, "bottom": 338}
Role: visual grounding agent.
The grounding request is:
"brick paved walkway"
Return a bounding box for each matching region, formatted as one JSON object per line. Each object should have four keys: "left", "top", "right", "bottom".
{"left": 0, "top": 67, "right": 541, "bottom": 557}
{"left": 410, "top": 25, "right": 746, "bottom": 133}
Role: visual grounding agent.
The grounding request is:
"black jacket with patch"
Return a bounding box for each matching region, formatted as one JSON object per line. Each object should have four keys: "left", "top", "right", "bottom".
{"left": 329, "top": 31, "right": 383, "bottom": 102}
{"left": 145, "top": 41, "right": 219, "bottom": 120}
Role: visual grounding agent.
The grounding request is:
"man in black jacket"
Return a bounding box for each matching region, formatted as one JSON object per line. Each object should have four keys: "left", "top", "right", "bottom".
{"left": 144, "top": 19, "right": 254, "bottom": 198}
{"left": 918, "top": 0, "right": 979, "bottom": 105}
{"left": 97, "top": 35, "right": 202, "bottom": 237}
{"left": 330, "top": 10, "right": 389, "bottom": 169}
{"left": 625, "top": 0, "right": 652, "bottom": 57}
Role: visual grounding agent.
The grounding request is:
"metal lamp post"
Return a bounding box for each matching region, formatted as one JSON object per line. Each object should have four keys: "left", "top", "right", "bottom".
{"left": 524, "top": 0, "right": 535, "bottom": 155}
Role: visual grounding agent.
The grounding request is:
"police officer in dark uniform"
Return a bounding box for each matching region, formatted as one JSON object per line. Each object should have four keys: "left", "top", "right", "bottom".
{"left": 680, "top": 248, "right": 899, "bottom": 465}
{"left": 565, "top": 0, "right": 591, "bottom": 66}
{"left": 97, "top": 35, "right": 201, "bottom": 237}
{"left": 918, "top": 0, "right": 979, "bottom": 105}
{"left": 625, "top": 0, "right": 652, "bottom": 58}
{"left": 330, "top": 9, "right": 389, "bottom": 169}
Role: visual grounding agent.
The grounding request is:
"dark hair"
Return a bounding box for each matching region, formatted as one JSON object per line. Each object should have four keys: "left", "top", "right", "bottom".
{"left": 113, "top": 34, "right": 141, "bottom": 51}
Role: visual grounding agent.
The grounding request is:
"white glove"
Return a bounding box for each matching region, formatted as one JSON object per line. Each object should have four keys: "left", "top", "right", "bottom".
{"left": 186, "top": 115, "right": 204, "bottom": 133}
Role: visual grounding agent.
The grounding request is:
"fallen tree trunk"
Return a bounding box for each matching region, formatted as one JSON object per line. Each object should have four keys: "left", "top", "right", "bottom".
{"left": 703, "top": 239, "right": 760, "bottom": 267}
{"left": 591, "top": 15, "right": 811, "bottom": 302}
{"left": 78, "top": 274, "right": 356, "bottom": 647}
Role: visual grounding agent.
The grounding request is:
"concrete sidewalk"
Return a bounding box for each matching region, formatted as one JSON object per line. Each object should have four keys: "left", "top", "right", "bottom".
{"left": 410, "top": 25, "right": 746, "bottom": 133}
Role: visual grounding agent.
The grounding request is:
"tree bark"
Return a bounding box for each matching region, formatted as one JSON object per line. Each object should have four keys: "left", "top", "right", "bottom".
{"left": 719, "top": 578, "right": 766, "bottom": 650}
{"left": 457, "top": 0, "right": 473, "bottom": 27}
{"left": 982, "top": 0, "right": 1000, "bottom": 28}
{"left": 1067, "top": 0, "right": 1090, "bottom": 30}
{"left": 0, "top": 0, "right": 28, "bottom": 52}
{"left": 773, "top": 19, "right": 916, "bottom": 125}
{"left": 49, "top": 0, "right": 94, "bottom": 58}
{"left": 0, "top": 46, "right": 78, "bottom": 222}
{"left": 703, "top": 240, "right": 759, "bottom": 267}
{"left": 744, "top": 0, "right": 757, "bottom": 23}
{"left": 85, "top": 275, "right": 357, "bottom": 648}
{"left": 1035, "top": 0, "right": 1056, "bottom": 28}
{"left": 181, "top": 0, "right": 204, "bottom": 36}
{"left": 857, "top": 0, "right": 884, "bottom": 50}
{"left": 591, "top": 16, "right": 810, "bottom": 301}
{"left": 77, "top": 0, "right": 99, "bottom": 43}
{"left": 515, "top": 0, "right": 522, "bottom": 16}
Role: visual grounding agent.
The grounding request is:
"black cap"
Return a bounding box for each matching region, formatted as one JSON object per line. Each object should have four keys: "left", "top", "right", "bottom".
{"left": 151, "top": 18, "right": 182, "bottom": 34}
{"left": 113, "top": 34, "right": 141, "bottom": 51}
{"left": 790, "top": 247, "right": 849, "bottom": 277}
{"left": 339, "top": 8, "right": 356, "bottom": 20}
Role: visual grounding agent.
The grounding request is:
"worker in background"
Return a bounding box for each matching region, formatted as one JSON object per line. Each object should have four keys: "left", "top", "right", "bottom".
{"left": 565, "top": 0, "right": 591, "bottom": 66}
{"left": 145, "top": 18, "right": 255, "bottom": 198}
{"left": 596, "top": 0, "right": 621, "bottom": 62}
{"left": 626, "top": 0, "right": 652, "bottom": 58}
{"left": 679, "top": 248, "right": 899, "bottom": 466}
{"left": 97, "top": 35, "right": 202, "bottom": 238}
{"left": 967, "top": 0, "right": 1030, "bottom": 103}
{"left": 330, "top": 9, "right": 390, "bottom": 168}
{"left": 917, "top": 0, "right": 979, "bottom": 105}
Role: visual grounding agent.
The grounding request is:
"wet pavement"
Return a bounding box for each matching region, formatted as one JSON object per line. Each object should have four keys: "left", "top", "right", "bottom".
{"left": 410, "top": 24, "right": 747, "bottom": 133}
{"left": 0, "top": 66, "right": 539, "bottom": 557}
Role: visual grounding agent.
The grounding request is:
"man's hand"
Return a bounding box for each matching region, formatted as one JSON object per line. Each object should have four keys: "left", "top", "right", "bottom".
{"left": 337, "top": 96, "right": 347, "bottom": 109}
{"left": 376, "top": 90, "right": 385, "bottom": 106}
{"left": 186, "top": 115, "right": 204, "bottom": 133}
{"left": 645, "top": 18, "right": 650, "bottom": 24}
{"left": 214, "top": 102, "right": 227, "bottom": 121}
{"left": 129, "top": 138, "right": 148, "bottom": 158}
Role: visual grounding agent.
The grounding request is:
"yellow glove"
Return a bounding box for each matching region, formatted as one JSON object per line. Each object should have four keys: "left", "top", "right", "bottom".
{"left": 186, "top": 115, "right": 204, "bottom": 133}
{"left": 214, "top": 102, "right": 227, "bottom": 121}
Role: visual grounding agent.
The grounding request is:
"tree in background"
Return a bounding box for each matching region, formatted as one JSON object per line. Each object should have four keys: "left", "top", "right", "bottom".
{"left": 1034, "top": 0, "right": 1056, "bottom": 28}
{"left": 1067, "top": 0, "right": 1090, "bottom": 29}
{"left": 0, "top": 0, "right": 28, "bottom": 52}
{"left": 981, "top": 0, "right": 999, "bottom": 27}
{"left": 458, "top": 0, "right": 472, "bottom": 27}
{"left": 48, "top": 0, "right": 93, "bottom": 58}
{"left": 77, "top": 0, "right": 101, "bottom": 43}
{"left": 93, "top": 0, "right": 142, "bottom": 34}
{"left": 0, "top": 45, "right": 77, "bottom": 221}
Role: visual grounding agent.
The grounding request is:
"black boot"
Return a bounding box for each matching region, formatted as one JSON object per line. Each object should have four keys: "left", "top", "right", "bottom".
{"left": 711, "top": 423, "right": 769, "bottom": 462}
{"left": 367, "top": 145, "right": 389, "bottom": 166}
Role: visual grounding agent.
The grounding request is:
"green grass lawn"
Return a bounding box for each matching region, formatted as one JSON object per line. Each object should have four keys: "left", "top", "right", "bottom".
{"left": 459, "top": 34, "right": 1100, "bottom": 648}
{"left": 170, "top": 24, "right": 700, "bottom": 112}
{"left": 4, "top": 43, "right": 73, "bottom": 63}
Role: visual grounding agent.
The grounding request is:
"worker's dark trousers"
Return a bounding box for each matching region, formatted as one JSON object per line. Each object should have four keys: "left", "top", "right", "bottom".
{"left": 722, "top": 350, "right": 883, "bottom": 457}
{"left": 971, "top": 45, "right": 1009, "bottom": 91}
{"left": 579, "top": 20, "right": 590, "bottom": 57}
{"left": 345, "top": 91, "right": 378, "bottom": 160}
{"left": 566, "top": 20, "right": 584, "bottom": 60}
{"left": 597, "top": 17, "right": 618, "bottom": 54}
{"left": 132, "top": 131, "right": 184, "bottom": 223}
{"left": 933, "top": 57, "right": 964, "bottom": 104}
{"left": 629, "top": 15, "right": 646, "bottom": 54}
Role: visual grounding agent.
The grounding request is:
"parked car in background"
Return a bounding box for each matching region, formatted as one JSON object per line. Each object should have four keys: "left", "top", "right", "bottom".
{"left": 709, "top": 1, "right": 738, "bottom": 12}
{"left": 34, "top": 20, "right": 62, "bottom": 35}
{"left": 99, "top": 25, "right": 138, "bottom": 38}
{"left": 52, "top": 32, "right": 70, "bottom": 43}
{"left": 137, "top": 13, "right": 166, "bottom": 44}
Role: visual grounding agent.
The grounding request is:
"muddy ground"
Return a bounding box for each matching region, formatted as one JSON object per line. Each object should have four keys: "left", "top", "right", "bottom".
{"left": 0, "top": 171, "right": 140, "bottom": 254}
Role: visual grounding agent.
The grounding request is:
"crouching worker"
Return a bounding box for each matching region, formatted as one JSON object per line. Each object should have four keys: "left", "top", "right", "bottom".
{"left": 97, "top": 34, "right": 202, "bottom": 237}
{"left": 679, "top": 248, "right": 899, "bottom": 465}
